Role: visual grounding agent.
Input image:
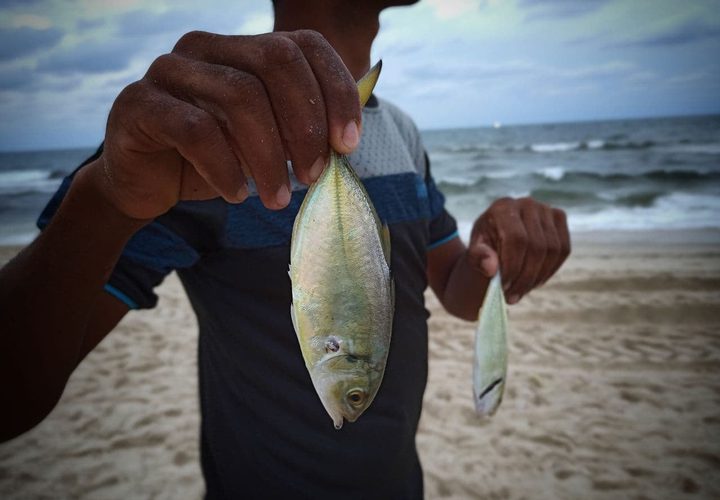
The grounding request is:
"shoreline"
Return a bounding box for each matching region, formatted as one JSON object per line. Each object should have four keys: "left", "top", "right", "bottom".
{"left": 2, "top": 226, "right": 719, "bottom": 258}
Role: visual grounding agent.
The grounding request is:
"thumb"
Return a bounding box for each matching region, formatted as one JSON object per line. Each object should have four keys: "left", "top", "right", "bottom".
{"left": 466, "top": 237, "right": 499, "bottom": 278}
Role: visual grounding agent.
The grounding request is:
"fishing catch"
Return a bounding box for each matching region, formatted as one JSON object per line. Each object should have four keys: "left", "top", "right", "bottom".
{"left": 289, "top": 62, "right": 394, "bottom": 430}
{"left": 473, "top": 272, "right": 508, "bottom": 417}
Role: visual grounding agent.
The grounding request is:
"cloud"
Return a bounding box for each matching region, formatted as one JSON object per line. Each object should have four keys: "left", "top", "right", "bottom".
{"left": 0, "top": 26, "right": 64, "bottom": 61}
{"left": 117, "top": 9, "right": 199, "bottom": 36}
{"left": 613, "top": 21, "right": 720, "bottom": 48}
{"left": 36, "top": 38, "right": 141, "bottom": 74}
{"left": 0, "top": 0, "right": 45, "bottom": 6}
{"left": 0, "top": 67, "right": 37, "bottom": 90}
{"left": 11, "top": 14, "right": 53, "bottom": 29}
{"left": 0, "top": 66, "right": 83, "bottom": 92}
{"left": 76, "top": 18, "right": 106, "bottom": 31}
{"left": 426, "top": 0, "right": 478, "bottom": 20}
{"left": 519, "top": 0, "right": 610, "bottom": 19}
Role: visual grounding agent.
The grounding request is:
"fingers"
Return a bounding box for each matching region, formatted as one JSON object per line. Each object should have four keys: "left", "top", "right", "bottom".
{"left": 505, "top": 201, "right": 546, "bottom": 302}
{"left": 551, "top": 208, "right": 571, "bottom": 276}
{"left": 472, "top": 197, "right": 571, "bottom": 304}
{"left": 173, "top": 30, "right": 362, "bottom": 187}
{"left": 285, "top": 30, "right": 361, "bottom": 154}
{"left": 114, "top": 81, "right": 246, "bottom": 204}
{"left": 145, "top": 53, "right": 289, "bottom": 209}
{"left": 466, "top": 237, "right": 499, "bottom": 278}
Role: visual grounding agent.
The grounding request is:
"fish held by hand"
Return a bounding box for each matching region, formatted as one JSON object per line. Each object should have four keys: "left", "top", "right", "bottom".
{"left": 473, "top": 272, "right": 508, "bottom": 417}
{"left": 289, "top": 62, "right": 394, "bottom": 430}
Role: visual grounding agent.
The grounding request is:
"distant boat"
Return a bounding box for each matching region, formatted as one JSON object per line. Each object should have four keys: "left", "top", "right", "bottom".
{"left": 493, "top": 121, "right": 502, "bottom": 129}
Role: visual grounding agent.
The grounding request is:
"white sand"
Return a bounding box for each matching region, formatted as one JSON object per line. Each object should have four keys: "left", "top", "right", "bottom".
{"left": 1, "top": 230, "right": 719, "bottom": 499}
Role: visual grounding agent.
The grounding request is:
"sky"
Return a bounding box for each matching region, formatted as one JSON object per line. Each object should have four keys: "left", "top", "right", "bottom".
{"left": 0, "top": 0, "right": 718, "bottom": 150}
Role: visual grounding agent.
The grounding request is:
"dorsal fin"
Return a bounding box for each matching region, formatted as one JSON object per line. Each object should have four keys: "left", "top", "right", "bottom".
{"left": 357, "top": 60, "right": 382, "bottom": 108}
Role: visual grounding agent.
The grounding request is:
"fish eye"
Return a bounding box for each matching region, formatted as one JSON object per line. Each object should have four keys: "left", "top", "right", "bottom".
{"left": 347, "top": 389, "right": 366, "bottom": 407}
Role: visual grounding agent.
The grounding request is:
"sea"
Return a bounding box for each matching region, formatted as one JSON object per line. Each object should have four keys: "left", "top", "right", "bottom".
{"left": 0, "top": 114, "right": 719, "bottom": 245}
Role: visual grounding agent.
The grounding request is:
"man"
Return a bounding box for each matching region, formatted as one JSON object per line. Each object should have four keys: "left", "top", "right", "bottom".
{"left": 0, "top": 0, "right": 570, "bottom": 498}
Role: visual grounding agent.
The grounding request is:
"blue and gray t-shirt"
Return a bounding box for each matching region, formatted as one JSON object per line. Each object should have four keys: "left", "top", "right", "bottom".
{"left": 40, "top": 96, "right": 458, "bottom": 499}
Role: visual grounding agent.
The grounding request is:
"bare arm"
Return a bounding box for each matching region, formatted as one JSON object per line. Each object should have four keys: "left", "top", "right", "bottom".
{"left": 0, "top": 30, "right": 361, "bottom": 441}
{"left": 0, "top": 164, "right": 141, "bottom": 441}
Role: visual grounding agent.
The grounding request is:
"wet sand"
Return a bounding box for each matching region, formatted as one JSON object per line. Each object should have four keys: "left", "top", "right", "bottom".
{"left": 1, "top": 229, "right": 719, "bottom": 499}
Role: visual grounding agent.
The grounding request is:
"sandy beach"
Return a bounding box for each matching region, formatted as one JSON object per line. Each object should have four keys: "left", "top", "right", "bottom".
{"left": 1, "top": 229, "right": 719, "bottom": 499}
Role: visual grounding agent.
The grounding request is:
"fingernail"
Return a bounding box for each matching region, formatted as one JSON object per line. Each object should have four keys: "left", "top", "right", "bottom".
{"left": 342, "top": 121, "right": 359, "bottom": 150}
{"left": 309, "top": 156, "right": 325, "bottom": 182}
{"left": 276, "top": 184, "right": 291, "bottom": 207}
{"left": 508, "top": 294, "right": 520, "bottom": 305}
{"left": 237, "top": 184, "right": 248, "bottom": 202}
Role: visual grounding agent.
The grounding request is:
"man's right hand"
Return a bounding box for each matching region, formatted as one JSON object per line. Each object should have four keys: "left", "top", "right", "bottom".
{"left": 94, "top": 30, "right": 362, "bottom": 220}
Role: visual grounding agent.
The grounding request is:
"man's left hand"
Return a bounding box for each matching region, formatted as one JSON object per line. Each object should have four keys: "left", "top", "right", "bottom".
{"left": 466, "top": 197, "right": 570, "bottom": 304}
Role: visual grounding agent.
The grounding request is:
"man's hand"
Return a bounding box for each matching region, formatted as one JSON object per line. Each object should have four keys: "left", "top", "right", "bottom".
{"left": 428, "top": 197, "right": 570, "bottom": 320}
{"left": 467, "top": 197, "right": 570, "bottom": 304}
{"left": 94, "top": 30, "right": 362, "bottom": 220}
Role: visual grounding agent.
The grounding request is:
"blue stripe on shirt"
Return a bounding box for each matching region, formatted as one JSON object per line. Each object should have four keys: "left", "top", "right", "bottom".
{"left": 427, "top": 230, "right": 459, "bottom": 250}
{"left": 104, "top": 283, "right": 139, "bottom": 309}
{"left": 225, "top": 172, "right": 441, "bottom": 249}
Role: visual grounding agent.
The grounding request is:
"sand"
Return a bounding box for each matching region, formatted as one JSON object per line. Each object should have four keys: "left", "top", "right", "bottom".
{"left": 1, "top": 229, "right": 719, "bottom": 499}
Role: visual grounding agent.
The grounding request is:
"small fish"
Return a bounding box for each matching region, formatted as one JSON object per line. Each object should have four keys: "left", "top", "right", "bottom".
{"left": 473, "top": 272, "right": 508, "bottom": 417}
{"left": 289, "top": 62, "right": 394, "bottom": 430}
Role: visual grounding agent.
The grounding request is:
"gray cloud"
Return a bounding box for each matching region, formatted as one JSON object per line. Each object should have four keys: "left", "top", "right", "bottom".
{"left": 0, "top": 66, "right": 82, "bottom": 92}
{"left": 116, "top": 8, "right": 238, "bottom": 38}
{"left": 0, "top": 0, "right": 45, "bottom": 6}
{"left": 613, "top": 21, "right": 720, "bottom": 48}
{"left": 520, "top": 0, "right": 610, "bottom": 19}
{"left": 36, "top": 38, "right": 141, "bottom": 74}
{"left": 117, "top": 9, "right": 199, "bottom": 36}
{"left": 0, "top": 26, "right": 64, "bottom": 61}
{"left": 76, "top": 18, "right": 106, "bottom": 31}
{"left": 0, "top": 67, "right": 36, "bottom": 90}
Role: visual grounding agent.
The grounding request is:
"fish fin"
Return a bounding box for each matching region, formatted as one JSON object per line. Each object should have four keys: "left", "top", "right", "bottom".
{"left": 357, "top": 60, "right": 382, "bottom": 108}
{"left": 381, "top": 224, "right": 391, "bottom": 266}
{"left": 290, "top": 303, "right": 299, "bottom": 334}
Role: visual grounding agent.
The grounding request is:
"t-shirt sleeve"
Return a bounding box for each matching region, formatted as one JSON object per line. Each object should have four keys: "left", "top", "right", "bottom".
{"left": 37, "top": 145, "right": 204, "bottom": 310}
{"left": 423, "top": 152, "right": 459, "bottom": 249}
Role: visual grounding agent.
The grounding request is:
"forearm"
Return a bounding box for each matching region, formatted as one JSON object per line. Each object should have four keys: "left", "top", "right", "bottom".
{"left": 428, "top": 238, "right": 491, "bottom": 322}
{"left": 440, "top": 251, "right": 491, "bottom": 321}
{"left": 0, "top": 160, "right": 148, "bottom": 440}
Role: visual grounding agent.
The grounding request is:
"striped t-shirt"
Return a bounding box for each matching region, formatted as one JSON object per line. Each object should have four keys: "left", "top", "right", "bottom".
{"left": 39, "top": 95, "right": 458, "bottom": 499}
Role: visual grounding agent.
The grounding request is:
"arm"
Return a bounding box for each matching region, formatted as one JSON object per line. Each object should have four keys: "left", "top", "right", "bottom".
{"left": 0, "top": 164, "right": 141, "bottom": 441}
{"left": 428, "top": 197, "right": 571, "bottom": 321}
{"left": 0, "top": 30, "right": 362, "bottom": 441}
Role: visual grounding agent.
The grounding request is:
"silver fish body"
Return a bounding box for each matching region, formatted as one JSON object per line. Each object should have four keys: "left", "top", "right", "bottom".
{"left": 473, "top": 272, "right": 508, "bottom": 417}
{"left": 289, "top": 148, "right": 394, "bottom": 430}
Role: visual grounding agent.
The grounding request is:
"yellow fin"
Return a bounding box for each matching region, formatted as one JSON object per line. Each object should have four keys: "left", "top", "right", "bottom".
{"left": 357, "top": 60, "right": 382, "bottom": 108}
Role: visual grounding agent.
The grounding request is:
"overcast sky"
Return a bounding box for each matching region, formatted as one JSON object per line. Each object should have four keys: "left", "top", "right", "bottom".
{"left": 0, "top": 0, "right": 718, "bottom": 150}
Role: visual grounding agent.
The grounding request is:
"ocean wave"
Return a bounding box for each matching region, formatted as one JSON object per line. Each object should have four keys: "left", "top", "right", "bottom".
{"left": 0, "top": 169, "right": 49, "bottom": 185}
{"left": 434, "top": 138, "right": 662, "bottom": 155}
{"left": 529, "top": 188, "right": 604, "bottom": 206}
{"left": 437, "top": 167, "right": 720, "bottom": 191}
{"left": 535, "top": 168, "right": 720, "bottom": 184}
{"left": 0, "top": 168, "right": 63, "bottom": 196}
{"left": 449, "top": 191, "right": 720, "bottom": 233}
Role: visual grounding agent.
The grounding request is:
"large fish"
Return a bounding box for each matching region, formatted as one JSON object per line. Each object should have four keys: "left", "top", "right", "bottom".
{"left": 473, "top": 272, "right": 508, "bottom": 417}
{"left": 289, "top": 62, "right": 394, "bottom": 430}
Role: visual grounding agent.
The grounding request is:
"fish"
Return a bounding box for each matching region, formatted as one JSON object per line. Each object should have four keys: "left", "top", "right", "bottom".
{"left": 473, "top": 272, "right": 508, "bottom": 417}
{"left": 289, "top": 62, "right": 394, "bottom": 430}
